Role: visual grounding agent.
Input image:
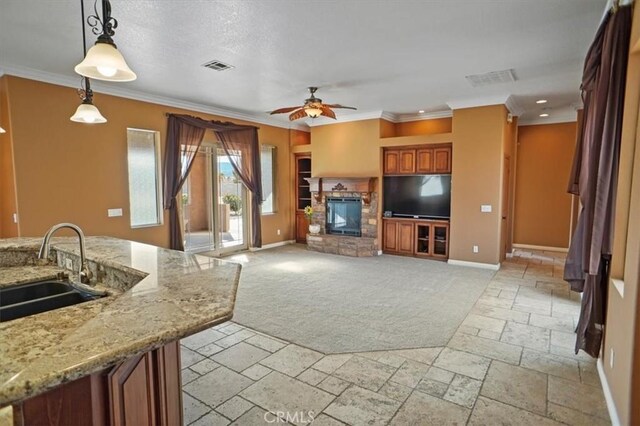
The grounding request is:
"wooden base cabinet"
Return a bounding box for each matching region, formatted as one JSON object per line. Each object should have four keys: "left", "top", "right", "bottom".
{"left": 383, "top": 218, "right": 449, "bottom": 260}
{"left": 14, "top": 342, "right": 182, "bottom": 426}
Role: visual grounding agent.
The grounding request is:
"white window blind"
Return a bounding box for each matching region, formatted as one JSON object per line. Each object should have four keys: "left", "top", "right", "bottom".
{"left": 261, "top": 145, "right": 276, "bottom": 214}
{"left": 127, "top": 129, "right": 163, "bottom": 227}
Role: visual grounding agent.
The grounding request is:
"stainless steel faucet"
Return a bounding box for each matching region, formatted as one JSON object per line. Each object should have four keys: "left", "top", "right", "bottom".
{"left": 38, "top": 223, "right": 93, "bottom": 284}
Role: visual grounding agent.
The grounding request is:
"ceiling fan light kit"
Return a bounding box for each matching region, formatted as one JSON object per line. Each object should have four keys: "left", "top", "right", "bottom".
{"left": 270, "top": 87, "right": 357, "bottom": 121}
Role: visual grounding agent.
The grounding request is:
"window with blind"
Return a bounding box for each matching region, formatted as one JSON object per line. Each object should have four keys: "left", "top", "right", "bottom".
{"left": 261, "top": 145, "right": 277, "bottom": 214}
{"left": 127, "top": 129, "right": 163, "bottom": 227}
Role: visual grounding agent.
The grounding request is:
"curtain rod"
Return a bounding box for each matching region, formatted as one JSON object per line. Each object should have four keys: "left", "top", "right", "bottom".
{"left": 164, "top": 113, "right": 260, "bottom": 129}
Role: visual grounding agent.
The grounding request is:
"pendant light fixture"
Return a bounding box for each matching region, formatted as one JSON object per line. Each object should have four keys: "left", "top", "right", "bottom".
{"left": 75, "top": 0, "right": 136, "bottom": 82}
{"left": 70, "top": 78, "right": 107, "bottom": 123}
{"left": 71, "top": 0, "right": 107, "bottom": 124}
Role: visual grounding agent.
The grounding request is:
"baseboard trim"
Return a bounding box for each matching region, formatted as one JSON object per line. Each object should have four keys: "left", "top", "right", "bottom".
{"left": 597, "top": 358, "right": 621, "bottom": 426}
{"left": 249, "top": 240, "right": 295, "bottom": 252}
{"left": 512, "top": 243, "right": 568, "bottom": 253}
{"left": 447, "top": 259, "right": 501, "bottom": 271}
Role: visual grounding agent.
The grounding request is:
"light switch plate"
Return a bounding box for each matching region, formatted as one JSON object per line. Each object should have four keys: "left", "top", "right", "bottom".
{"left": 108, "top": 208, "right": 123, "bottom": 217}
{"left": 481, "top": 205, "right": 492, "bottom": 213}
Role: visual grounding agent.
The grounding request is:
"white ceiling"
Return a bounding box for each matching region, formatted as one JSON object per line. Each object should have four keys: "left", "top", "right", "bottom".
{"left": 0, "top": 0, "right": 605, "bottom": 127}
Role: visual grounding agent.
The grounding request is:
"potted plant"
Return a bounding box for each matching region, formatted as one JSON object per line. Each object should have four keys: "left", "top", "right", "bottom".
{"left": 304, "top": 205, "right": 320, "bottom": 234}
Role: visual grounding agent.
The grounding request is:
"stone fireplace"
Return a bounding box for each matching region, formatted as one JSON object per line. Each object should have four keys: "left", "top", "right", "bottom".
{"left": 304, "top": 177, "right": 379, "bottom": 257}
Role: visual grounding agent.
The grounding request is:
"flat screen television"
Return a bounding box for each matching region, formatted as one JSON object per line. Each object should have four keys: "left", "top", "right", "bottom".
{"left": 383, "top": 175, "right": 451, "bottom": 219}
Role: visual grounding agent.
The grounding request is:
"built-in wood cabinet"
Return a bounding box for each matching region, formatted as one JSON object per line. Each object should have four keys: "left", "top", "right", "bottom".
{"left": 383, "top": 151, "right": 400, "bottom": 174}
{"left": 383, "top": 144, "right": 452, "bottom": 175}
{"left": 416, "top": 148, "right": 434, "bottom": 173}
{"left": 434, "top": 147, "right": 451, "bottom": 173}
{"left": 14, "top": 341, "right": 182, "bottom": 426}
{"left": 384, "top": 220, "right": 415, "bottom": 254}
{"left": 399, "top": 150, "right": 416, "bottom": 174}
{"left": 382, "top": 143, "right": 452, "bottom": 260}
{"left": 295, "top": 154, "right": 312, "bottom": 243}
{"left": 415, "top": 221, "right": 449, "bottom": 259}
{"left": 383, "top": 218, "right": 449, "bottom": 259}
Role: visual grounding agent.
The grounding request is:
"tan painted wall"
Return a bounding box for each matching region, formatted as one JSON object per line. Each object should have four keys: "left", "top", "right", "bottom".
{"left": 380, "top": 119, "right": 396, "bottom": 138}
{"left": 311, "top": 119, "right": 381, "bottom": 177}
{"left": 2, "top": 75, "right": 293, "bottom": 248}
{"left": 604, "top": 4, "right": 640, "bottom": 424}
{"left": 0, "top": 78, "right": 19, "bottom": 238}
{"left": 289, "top": 129, "right": 310, "bottom": 147}
{"left": 513, "top": 123, "right": 577, "bottom": 249}
{"left": 394, "top": 117, "right": 453, "bottom": 136}
{"left": 449, "top": 105, "right": 507, "bottom": 265}
{"left": 501, "top": 116, "right": 518, "bottom": 259}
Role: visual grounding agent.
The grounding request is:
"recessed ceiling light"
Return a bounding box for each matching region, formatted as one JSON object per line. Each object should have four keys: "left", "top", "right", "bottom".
{"left": 539, "top": 113, "right": 549, "bottom": 117}
{"left": 418, "top": 110, "right": 425, "bottom": 114}
{"left": 536, "top": 99, "right": 548, "bottom": 104}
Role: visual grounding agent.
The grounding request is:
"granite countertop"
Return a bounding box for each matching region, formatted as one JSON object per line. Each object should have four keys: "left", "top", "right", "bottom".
{"left": 0, "top": 236, "right": 241, "bottom": 406}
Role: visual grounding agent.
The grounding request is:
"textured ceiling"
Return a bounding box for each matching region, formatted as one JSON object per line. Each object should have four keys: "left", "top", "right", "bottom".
{"left": 0, "top": 0, "right": 605, "bottom": 126}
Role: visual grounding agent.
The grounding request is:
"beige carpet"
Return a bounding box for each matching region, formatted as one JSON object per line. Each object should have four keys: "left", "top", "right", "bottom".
{"left": 227, "top": 244, "right": 495, "bottom": 353}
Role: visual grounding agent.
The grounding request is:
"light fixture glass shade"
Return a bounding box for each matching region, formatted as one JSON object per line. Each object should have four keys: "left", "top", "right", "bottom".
{"left": 305, "top": 107, "right": 322, "bottom": 118}
{"left": 70, "top": 103, "right": 107, "bottom": 124}
{"left": 0, "top": 126, "right": 6, "bottom": 134}
{"left": 75, "top": 43, "right": 137, "bottom": 82}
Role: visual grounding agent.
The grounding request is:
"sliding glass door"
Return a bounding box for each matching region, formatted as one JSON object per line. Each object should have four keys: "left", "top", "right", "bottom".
{"left": 183, "top": 145, "right": 248, "bottom": 255}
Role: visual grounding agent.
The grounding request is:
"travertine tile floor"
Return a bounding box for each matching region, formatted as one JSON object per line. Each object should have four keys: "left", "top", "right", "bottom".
{"left": 180, "top": 250, "right": 610, "bottom": 425}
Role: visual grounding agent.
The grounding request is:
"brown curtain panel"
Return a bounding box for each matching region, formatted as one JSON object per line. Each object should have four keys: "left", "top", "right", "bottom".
{"left": 564, "top": 5, "right": 632, "bottom": 357}
{"left": 163, "top": 116, "right": 206, "bottom": 251}
{"left": 215, "top": 128, "right": 263, "bottom": 248}
{"left": 163, "top": 114, "right": 262, "bottom": 250}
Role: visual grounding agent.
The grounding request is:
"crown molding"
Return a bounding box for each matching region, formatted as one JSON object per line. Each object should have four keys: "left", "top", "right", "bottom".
{"left": 394, "top": 110, "right": 453, "bottom": 123}
{"left": 0, "top": 64, "right": 310, "bottom": 132}
{"left": 446, "top": 94, "right": 511, "bottom": 111}
{"left": 504, "top": 95, "right": 525, "bottom": 116}
{"left": 380, "top": 111, "right": 398, "bottom": 122}
{"left": 306, "top": 110, "right": 386, "bottom": 127}
{"left": 518, "top": 110, "right": 578, "bottom": 126}
{"left": 571, "top": 100, "right": 584, "bottom": 111}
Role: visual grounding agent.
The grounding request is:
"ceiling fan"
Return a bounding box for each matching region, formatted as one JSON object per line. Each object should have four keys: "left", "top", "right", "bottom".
{"left": 270, "top": 87, "right": 357, "bottom": 121}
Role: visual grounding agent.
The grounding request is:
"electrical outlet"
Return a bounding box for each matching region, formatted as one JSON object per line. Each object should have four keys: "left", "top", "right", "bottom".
{"left": 65, "top": 258, "right": 73, "bottom": 270}
{"left": 473, "top": 245, "right": 479, "bottom": 253}
{"left": 277, "top": 229, "right": 281, "bottom": 235}
{"left": 481, "top": 205, "right": 492, "bottom": 213}
{"left": 610, "top": 348, "right": 615, "bottom": 369}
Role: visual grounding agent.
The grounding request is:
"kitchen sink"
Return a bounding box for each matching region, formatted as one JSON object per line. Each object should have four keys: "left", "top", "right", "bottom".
{"left": 0, "top": 280, "right": 105, "bottom": 322}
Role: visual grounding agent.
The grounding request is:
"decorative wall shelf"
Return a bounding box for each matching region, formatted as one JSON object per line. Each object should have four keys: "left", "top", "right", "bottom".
{"left": 304, "top": 177, "right": 377, "bottom": 205}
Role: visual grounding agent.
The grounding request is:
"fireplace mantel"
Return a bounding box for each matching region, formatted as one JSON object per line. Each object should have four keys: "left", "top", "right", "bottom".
{"left": 304, "top": 177, "right": 377, "bottom": 205}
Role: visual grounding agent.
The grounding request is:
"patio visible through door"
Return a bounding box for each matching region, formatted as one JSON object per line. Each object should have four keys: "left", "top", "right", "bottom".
{"left": 182, "top": 145, "right": 248, "bottom": 255}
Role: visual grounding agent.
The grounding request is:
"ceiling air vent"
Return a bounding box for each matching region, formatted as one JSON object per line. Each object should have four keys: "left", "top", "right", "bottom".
{"left": 465, "top": 69, "right": 516, "bottom": 87}
{"left": 202, "top": 60, "right": 234, "bottom": 71}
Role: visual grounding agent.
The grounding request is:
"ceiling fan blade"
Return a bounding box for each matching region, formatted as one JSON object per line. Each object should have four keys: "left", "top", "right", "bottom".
{"left": 270, "top": 106, "right": 304, "bottom": 115}
{"left": 289, "top": 109, "right": 308, "bottom": 121}
{"left": 323, "top": 104, "right": 357, "bottom": 110}
{"left": 320, "top": 106, "right": 337, "bottom": 119}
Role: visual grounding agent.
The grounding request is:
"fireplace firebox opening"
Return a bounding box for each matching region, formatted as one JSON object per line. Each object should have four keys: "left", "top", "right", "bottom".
{"left": 326, "top": 197, "right": 362, "bottom": 237}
